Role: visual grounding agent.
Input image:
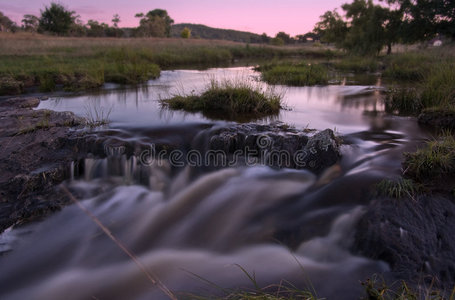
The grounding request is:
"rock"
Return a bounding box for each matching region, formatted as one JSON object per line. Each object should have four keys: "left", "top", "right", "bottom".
{"left": 0, "top": 97, "right": 87, "bottom": 232}
{"left": 302, "top": 129, "right": 341, "bottom": 172}
{"left": 203, "top": 122, "right": 341, "bottom": 172}
{"left": 0, "top": 97, "right": 39, "bottom": 109}
{"left": 353, "top": 194, "right": 455, "bottom": 289}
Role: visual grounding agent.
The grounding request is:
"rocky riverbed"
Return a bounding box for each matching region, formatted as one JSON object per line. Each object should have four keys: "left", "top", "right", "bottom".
{"left": 0, "top": 98, "right": 88, "bottom": 231}
{"left": 1, "top": 96, "right": 454, "bottom": 295}
{"left": 0, "top": 97, "right": 342, "bottom": 233}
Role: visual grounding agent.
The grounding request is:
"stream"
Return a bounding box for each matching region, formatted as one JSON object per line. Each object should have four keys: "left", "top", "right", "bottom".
{"left": 0, "top": 67, "right": 433, "bottom": 299}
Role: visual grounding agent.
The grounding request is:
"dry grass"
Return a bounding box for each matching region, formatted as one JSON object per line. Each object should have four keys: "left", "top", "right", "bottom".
{"left": 0, "top": 32, "right": 324, "bottom": 56}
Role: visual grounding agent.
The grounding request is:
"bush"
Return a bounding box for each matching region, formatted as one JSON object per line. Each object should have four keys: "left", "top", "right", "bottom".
{"left": 180, "top": 27, "right": 191, "bottom": 39}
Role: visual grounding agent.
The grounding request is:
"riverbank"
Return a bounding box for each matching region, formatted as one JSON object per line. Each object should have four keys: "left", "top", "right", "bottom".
{"left": 0, "top": 33, "right": 335, "bottom": 96}
{"left": 0, "top": 97, "right": 87, "bottom": 231}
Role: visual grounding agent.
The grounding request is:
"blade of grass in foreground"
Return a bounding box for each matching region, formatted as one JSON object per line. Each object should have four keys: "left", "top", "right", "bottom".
{"left": 61, "top": 185, "right": 177, "bottom": 300}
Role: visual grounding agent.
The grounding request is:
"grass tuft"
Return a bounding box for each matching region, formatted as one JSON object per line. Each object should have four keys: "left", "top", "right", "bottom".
{"left": 361, "top": 275, "right": 455, "bottom": 300}
{"left": 403, "top": 134, "right": 455, "bottom": 181}
{"left": 162, "top": 78, "right": 283, "bottom": 120}
{"left": 84, "top": 103, "right": 112, "bottom": 128}
{"left": 375, "top": 178, "right": 421, "bottom": 199}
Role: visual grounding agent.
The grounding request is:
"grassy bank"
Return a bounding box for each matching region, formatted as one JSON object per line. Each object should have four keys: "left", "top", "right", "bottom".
{"left": 0, "top": 33, "right": 336, "bottom": 96}
{"left": 257, "top": 62, "right": 329, "bottom": 86}
{"left": 382, "top": 45, "right": 455, "bottom": 119}
{"left": 376, "top": 133, "right": 455, "bottom": 199}
{"left": 385, "top": 61, "right": 455, "bottom": 116}
{"left": 161, "top": 78, "right": 283, "bottom": 121}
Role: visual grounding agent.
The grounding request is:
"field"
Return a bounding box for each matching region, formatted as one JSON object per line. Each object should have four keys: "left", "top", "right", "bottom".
{"left": 0, "top": 33, "right": 334, "bottom": 95}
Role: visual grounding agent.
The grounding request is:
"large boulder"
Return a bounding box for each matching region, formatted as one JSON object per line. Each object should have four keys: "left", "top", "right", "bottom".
{"left": 353, "top": 194, "right": 455, "bottom": 289}
{"left": 202, "top": 123, "right": 341, "bottom": 173}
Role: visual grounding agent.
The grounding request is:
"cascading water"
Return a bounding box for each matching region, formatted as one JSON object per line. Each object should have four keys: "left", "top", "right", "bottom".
{"left": 0, "top": 67, "right": 434, "bottom": 299}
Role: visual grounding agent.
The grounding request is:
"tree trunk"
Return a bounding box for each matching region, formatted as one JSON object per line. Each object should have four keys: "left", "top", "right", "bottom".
{"left": 387, "top": 43, "right": 392, "bottom": 55}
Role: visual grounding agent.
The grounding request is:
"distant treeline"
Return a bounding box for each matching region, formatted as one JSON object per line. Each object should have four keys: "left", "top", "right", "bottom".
{"left": 0, "top": 2, "right": 320, "bottom": 45}
{"left": 315, "top": 0, "right": 455, "bottom": 55}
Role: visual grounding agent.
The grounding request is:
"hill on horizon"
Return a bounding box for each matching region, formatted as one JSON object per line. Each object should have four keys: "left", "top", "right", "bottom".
{"left": 171, "top": 23, "right": 268, "bottom": 43}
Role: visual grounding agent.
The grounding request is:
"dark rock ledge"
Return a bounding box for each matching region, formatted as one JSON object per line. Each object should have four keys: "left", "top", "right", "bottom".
{"left": 0, "top": 97, "right": 342, "bottom": 233}
{"left": 0, "top": 98, "right": 87, "bottom": 232}
{"left": 353, "top": 194, "right": 455, "bottom": 291}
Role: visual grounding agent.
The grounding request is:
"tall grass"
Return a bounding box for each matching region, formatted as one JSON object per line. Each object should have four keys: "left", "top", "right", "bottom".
{"left": 382, "top": 52, "right": 430, "bottom": 81}
{"left": 420, "top": 63, "right": 455, "bottom": 109}
{"left": 403, "top": 134, "right": 455, "bottom": 181}
{"left": 84, "top": 102, "right": 112, "bottom": 128}
{"left": 385, "top": 60, "right": 455, "bottom": 115}
{"left": 384, "top": 87, "right": 422, "bottom": 115}
{"left": 258, "top": 62, "right": 328, "bottom": 86}
{"left": 375, "top": 178, "right": 422, "bottom": 199}
{"left": 333, "top": 56, "right": 379, "bottom": 73}
{"left": 362, "top": 275, "right": 455, "bottom": 300}
{"left": 162, "top": 77, "right": 283, "bottom": 120}
{"left": 0, "top": 33, "right": 337, "bottom": 95}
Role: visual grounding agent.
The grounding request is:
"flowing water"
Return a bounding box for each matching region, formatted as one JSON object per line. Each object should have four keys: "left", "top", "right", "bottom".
{"left": 0, "top": 67, "right": 432, "bottom": 299}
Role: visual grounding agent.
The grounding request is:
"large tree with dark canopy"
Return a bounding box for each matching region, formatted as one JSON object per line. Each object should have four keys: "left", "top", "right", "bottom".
{"left": 39, "top": 2, "right": 76, "bottom": 36}
{"left": 315, "top": 0, "right": 402, "bottom": 55}
{"left": 384, "top": 0, "right": 455, "bottom": 41}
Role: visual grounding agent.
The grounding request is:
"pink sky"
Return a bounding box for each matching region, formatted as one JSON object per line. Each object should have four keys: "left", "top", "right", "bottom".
{"left": 0, "top": 0, "right": 346, "bottom": 36}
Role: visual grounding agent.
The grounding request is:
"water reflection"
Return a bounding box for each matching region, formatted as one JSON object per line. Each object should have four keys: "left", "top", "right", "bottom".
{"left": 37, "top": 67, "right": 388, "bottom": 133}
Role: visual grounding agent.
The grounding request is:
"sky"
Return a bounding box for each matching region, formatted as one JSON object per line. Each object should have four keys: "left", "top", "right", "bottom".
{"left": 0, "top": 0, "right": 346, "bottom": 36}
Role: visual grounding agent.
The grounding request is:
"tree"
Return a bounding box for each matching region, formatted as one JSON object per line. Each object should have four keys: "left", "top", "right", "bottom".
{"left": 270, "top": 37, "right": 284, "bottom": 46}
{"left": 181, "top": 27, "right": 191, "bottom": 38}
{"left": 135, "top": 9, "right": 174, "bottom": 37}
{"left": 86, "top": 20, "right": 107, "bottom": 37}
{"left": 296, "top": 32, "right": 320, "bottom": 43}
{"left": 276, "top": 32, "right": 292, "bottom": 44}
{"left": 315, "top": 1, "right": 402, "bottom": 55}
{"left": 22, "top": 14, "right": 39, "bottom": 32}
{"left": 39, "top": 2, "right": 76, "bottom": 35}
{"left": 260, "top": 33, "right": 270, "bottom": 44}
{"left": 112, "top": 14, "right": 120, "bottom": 28}
{"left": 314, "top": 10, "right": 348, "bottom": 48}
{"left": 0, "top": 11, "right": 18, "bottom": 32}
{"left": 384, "top": 0, "right": 455, "bottom": 41}
{"left": 341, "top": 0, "right": 402, "bottom": 55}
{"left": 69, "top": 17, "right": 86, "bottom": 37}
